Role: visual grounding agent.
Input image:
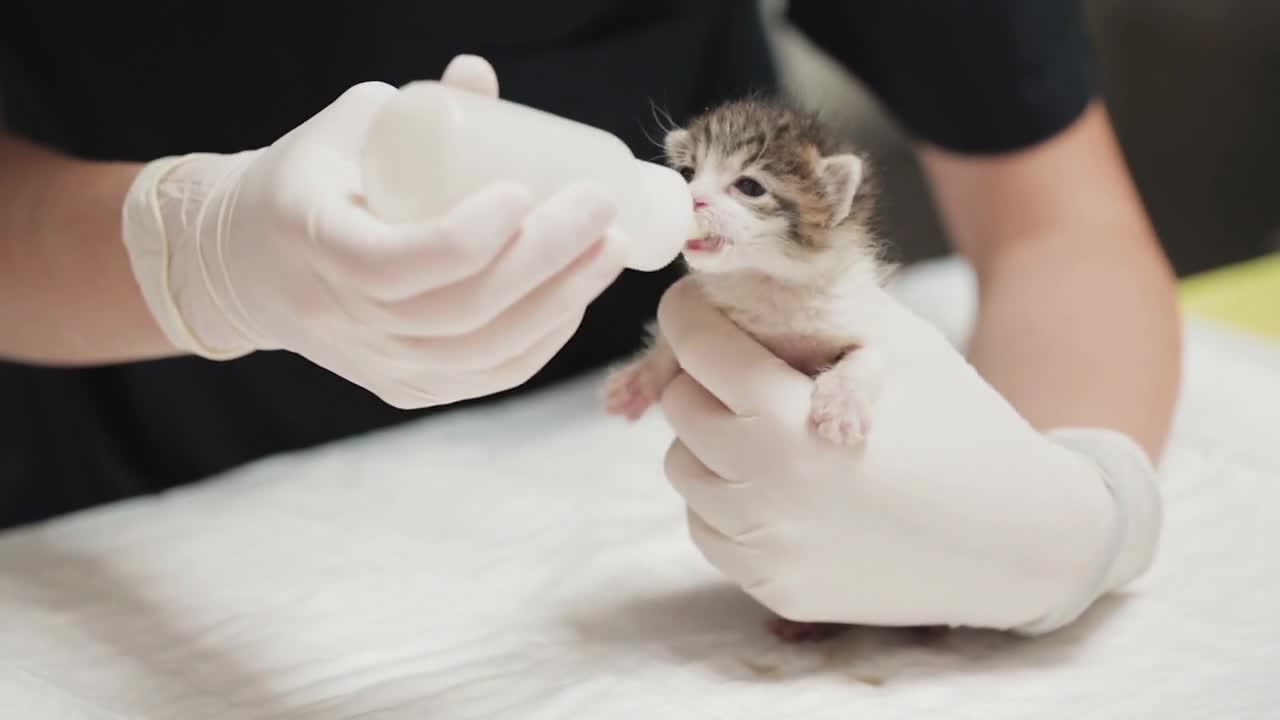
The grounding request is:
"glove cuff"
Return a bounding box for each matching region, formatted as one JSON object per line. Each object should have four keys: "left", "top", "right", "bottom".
{"left": 1014, "top": 427, "right": 1162, "bottom": 635}
{"left": 122, "top": 152, "right": 257, "bottom": 360}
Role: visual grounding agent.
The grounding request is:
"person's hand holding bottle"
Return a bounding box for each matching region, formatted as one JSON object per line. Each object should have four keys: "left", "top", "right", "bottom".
{"left": 123, "top": 55, "right": 626, "bottom": 408}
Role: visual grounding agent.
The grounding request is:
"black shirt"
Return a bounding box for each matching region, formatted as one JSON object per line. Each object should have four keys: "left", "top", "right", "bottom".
{"left": 0, "top": 1, "right": 1097, "bottom": 529}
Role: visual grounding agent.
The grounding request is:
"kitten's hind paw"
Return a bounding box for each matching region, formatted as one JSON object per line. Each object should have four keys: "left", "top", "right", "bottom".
{"left": 604, "top": 360, "right": 665, "bottom": 420}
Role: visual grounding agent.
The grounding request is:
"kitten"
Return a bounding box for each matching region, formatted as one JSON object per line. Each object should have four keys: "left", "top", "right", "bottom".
{"left": 604, "top": 96, "right": 893, "bottom": 643}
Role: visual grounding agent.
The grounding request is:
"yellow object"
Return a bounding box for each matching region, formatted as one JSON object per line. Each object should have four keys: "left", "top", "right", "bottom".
{"left": 1179, "top": 251, "right": 1280, "bottom": 342}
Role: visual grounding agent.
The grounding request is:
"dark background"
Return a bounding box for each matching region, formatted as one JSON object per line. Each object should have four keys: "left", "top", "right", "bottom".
{"left": 767, "top": 0, "right": 1280, "bottom": 276}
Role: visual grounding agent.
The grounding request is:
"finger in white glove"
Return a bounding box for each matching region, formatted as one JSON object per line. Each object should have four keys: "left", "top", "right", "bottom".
{"left": 440, "top": 53, "right": 501, "bottom": 97}
{"left": 122, "top": 56, "right": 626, "bottom": 409}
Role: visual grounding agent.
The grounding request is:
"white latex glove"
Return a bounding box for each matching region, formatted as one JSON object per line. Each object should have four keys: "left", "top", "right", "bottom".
{"left": 122, "top": 55, "right": 625, "bottom": 408}
{"left": 656, "top": 276, "right": 1162, "bottom": 634}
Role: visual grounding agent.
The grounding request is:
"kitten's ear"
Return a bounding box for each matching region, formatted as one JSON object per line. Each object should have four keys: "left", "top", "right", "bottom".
{"left": 818, "top": 154, "right": 864, "bottom": 226}
{"left": 663, "top": 128, "right": 692, "bottom": 164}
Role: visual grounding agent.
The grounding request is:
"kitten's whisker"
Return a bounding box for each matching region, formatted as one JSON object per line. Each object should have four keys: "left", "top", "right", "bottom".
{"left": 637, "top": 120, "right": 667, "bottom": 157}
{"left": 649, "top": 98, "right": 679, "bottom": 135}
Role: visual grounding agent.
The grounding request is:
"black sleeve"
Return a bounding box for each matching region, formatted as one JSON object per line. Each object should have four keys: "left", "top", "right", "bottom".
{"left": 786, "top": 0, "right": 1098, "bottom": 154}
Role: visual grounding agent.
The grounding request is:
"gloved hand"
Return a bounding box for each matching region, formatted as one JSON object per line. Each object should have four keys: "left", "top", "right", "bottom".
{"left": 122, "top": 55, "right": 625, "bottom": 408}
{"left": 656, "top": 276, "right": 1162, "bottom": 634}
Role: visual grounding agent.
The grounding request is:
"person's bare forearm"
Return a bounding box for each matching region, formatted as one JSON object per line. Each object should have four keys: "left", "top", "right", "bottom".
{"left": 920, "top": 102, "right": 1181, "bottom": 462}
{"left": 959, "top": 229, "right": 1180, "bottom": 462}
{"left": 0, "top": 133, "right": 178, "bottom": 365}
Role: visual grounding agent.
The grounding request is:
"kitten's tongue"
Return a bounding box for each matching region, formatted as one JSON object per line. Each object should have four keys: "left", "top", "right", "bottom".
{"left": 685, "top": 235, "right": 725, "bottom": 252}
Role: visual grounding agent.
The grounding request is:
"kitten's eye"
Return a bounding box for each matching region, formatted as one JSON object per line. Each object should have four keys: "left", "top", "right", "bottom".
{"left": 677, "top": 166, "right": 695, "bottom": 182}
{"left": 733, "top": 176, "right": 766, "bottom": 197}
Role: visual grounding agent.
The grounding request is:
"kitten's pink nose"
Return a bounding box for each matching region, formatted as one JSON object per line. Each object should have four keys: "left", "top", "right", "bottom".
{"left": 693, "top": 198, "right": 708, "bottom": 210}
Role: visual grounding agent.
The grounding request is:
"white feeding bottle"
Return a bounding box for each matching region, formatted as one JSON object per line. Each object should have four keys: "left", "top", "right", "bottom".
{"left": 361, "top": 80, "right": 698, "bottom": 272}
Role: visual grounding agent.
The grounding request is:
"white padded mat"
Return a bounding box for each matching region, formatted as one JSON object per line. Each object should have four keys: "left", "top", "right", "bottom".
{"left": 2, "top": 258, "right": 1278, "bottom": 719}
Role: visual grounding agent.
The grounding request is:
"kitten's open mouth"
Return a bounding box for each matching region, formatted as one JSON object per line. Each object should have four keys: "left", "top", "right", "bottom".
{"left": 685, "top": 235, "right": 727, "bottom": 253}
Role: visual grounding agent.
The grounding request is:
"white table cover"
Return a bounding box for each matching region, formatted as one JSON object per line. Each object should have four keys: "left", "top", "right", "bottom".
{"left": 2, "top": 258, "right": 1277, "bottom": 719}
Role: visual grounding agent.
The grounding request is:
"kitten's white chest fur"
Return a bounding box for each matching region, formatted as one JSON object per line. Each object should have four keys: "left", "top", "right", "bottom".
{"left": 696, "top": 269, "right": 878, "bottom": 377}
{"left": 603, "top": 261, "right": 887, "bottom": 451}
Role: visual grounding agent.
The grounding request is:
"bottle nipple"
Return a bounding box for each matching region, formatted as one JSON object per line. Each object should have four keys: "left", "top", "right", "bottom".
{"left": 624, "top": 160, "right": 701, "bottom": 271}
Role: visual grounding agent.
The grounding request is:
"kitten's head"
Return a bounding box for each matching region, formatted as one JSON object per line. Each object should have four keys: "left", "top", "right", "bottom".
{"left": 664, "top": 97, "right": 876, "bottom": 281}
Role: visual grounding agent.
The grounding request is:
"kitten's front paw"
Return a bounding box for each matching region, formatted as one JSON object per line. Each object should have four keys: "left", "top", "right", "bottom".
{"left": 604, "top": 360, "right": 666, "bottom": 421}
{"left": 809, "top": 371, "right": 869, "bottom": 445}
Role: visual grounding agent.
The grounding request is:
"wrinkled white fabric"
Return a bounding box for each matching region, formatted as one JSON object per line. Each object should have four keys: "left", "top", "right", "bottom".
{"left": 656, "top": 275, "right": 1161, "bottom": 634}
{"left": 0, "top": 258, "right": 1277, "bottom": 719}
{"left": 122, "top": 55, "right": 625, "bottom": 409}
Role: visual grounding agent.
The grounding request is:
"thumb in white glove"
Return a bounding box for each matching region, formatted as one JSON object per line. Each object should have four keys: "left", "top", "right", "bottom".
{"left": 123, "top": 55, "right": 626, "bottom": 408}
{"left": 652, "top": 276, "right": 1161, "bottom": 635}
